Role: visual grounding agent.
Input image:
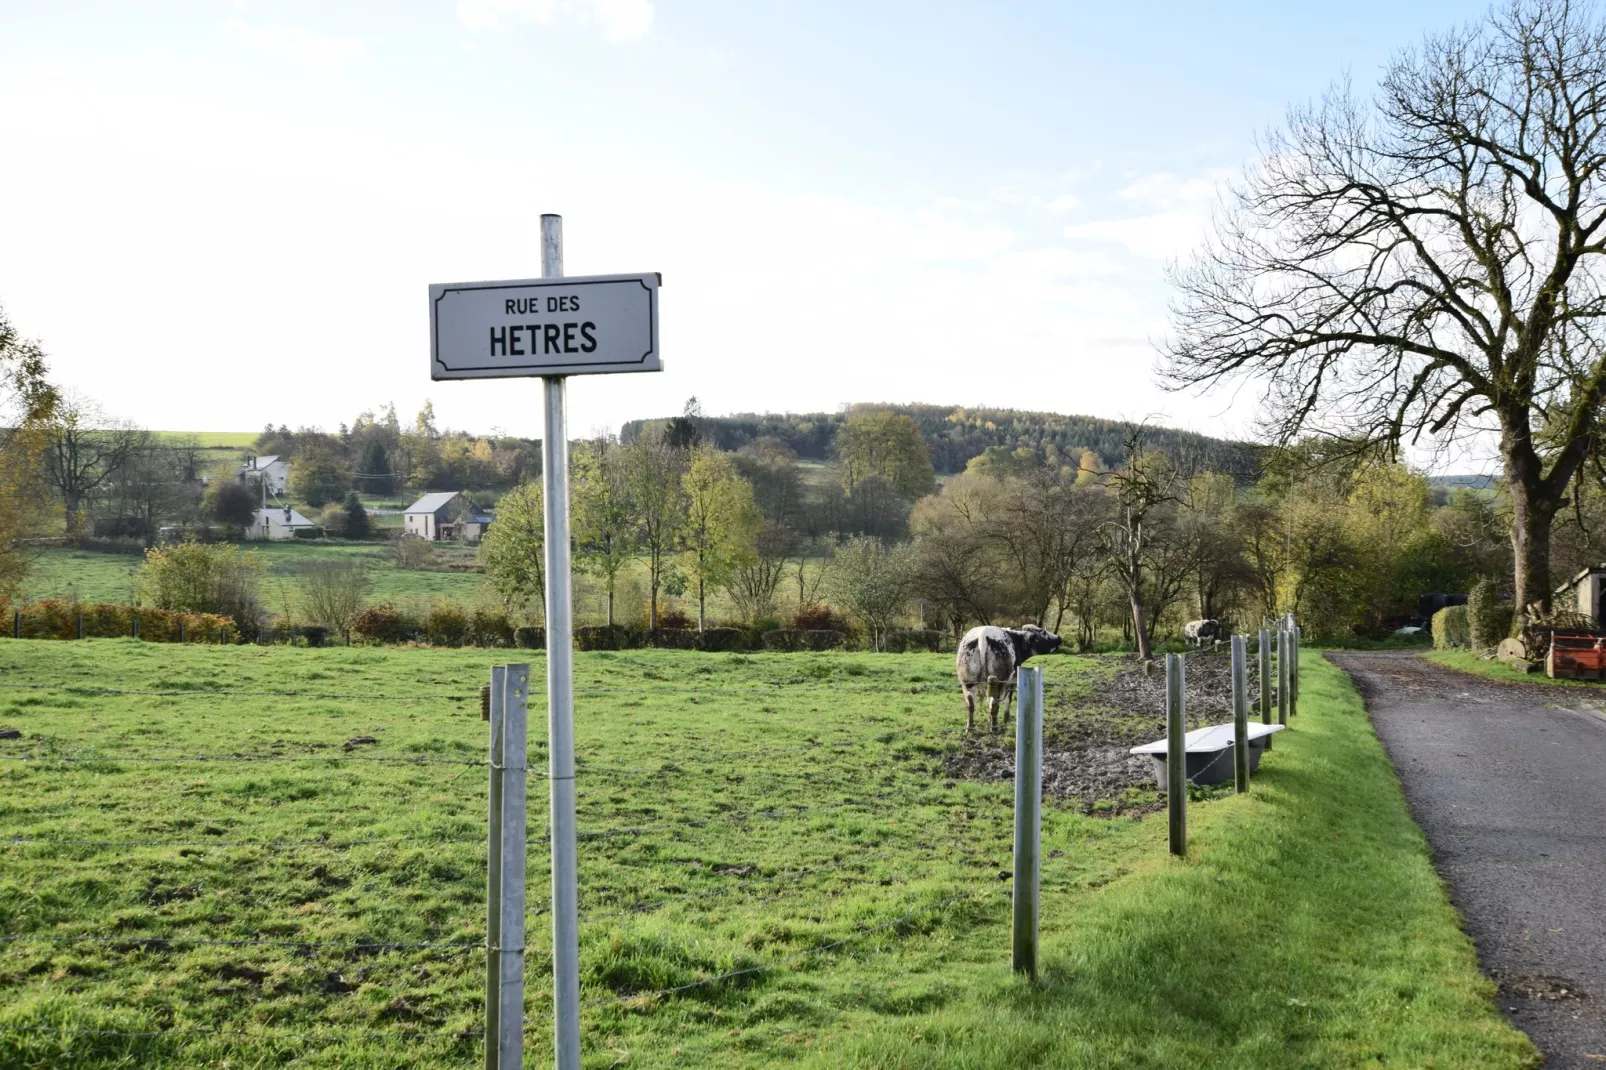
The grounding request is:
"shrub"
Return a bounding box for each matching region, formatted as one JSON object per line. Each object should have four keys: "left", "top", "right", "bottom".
{"left": 792, "top": 604, "right": 848, "bottom": 631}
{"left": 394, "top": 534, "right": 434, "bottom": 570}
{"left": 697, "top": 627, "right": 745, "bottom": 652}
{"left": 650, "top": 606, "right": 694, "bottom": 630}
{"left": 470, "top": 607, "right": 514, "bottom": 648}
{"left": 291, "top": 526, "right": 323, "bottom": 540}
{"left": 6, "top": 600, "right": 230, "bottom": 643}
{"left": 1431, "top": 604, "right": 1470, "bottom": 650}
{"left": 804, "top": 629, "right": 846, "bottom": 651}
{"left": 1467, "top": 576, "right": 1513, "bottom": 649}
{"left": 647, "top": 628, "right": 700, "bottom": 650}
{"left": 349, "top": 603, "right": 419, "bottom": 644}
{"left": 299, "top": 625, "right": 331, "bottom": 647}
{"left": 514, "top": 625, "right": 546, "bottom": 650}
{"left": 136, "top": 539, "right": 266, "bottom": 629}
{"left": 762, "top": 629, "right": 800, "bottom": 652}
{"left": 577, "top": 624, "right": 636, "bottom": 651}
{"left": 298, "top": 561, "right": 371, "bottom": 629}
{"left": 884, "top": 629, "right": 947, "bottom": 653}
{"left": 423, "top": 601, "right": 471, "bottom": 647}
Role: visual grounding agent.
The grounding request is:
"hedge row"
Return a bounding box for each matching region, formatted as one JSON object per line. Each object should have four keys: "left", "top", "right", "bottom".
{"left": 1431, "top": 605, "right": 1470, "bottom": 650}
{"left": 0, "top": 600, "right": 234, "bottom": 643}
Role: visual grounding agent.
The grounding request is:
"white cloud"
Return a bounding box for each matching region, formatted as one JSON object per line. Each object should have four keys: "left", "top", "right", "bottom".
{"left": 223, "top": 19, "right": 365, "bottom": 69}
{"left": 456, "top": 0, "right": 653, "bottom": 42}
{"left": 1063, "top": 211, "right": 1209, "bottom": 261}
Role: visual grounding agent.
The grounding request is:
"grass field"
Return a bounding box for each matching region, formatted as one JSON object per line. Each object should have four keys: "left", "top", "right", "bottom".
{"left": 0, "top": 643, "right": 1533, "bottom": 1068}
{"left": 22, "top": 544, "right": 489, "bottom": 617}
{"left": 1426, "top": 648, "right": 1606, "bottom": 689}
{"left": 152, "top": 432, "right": 260, "bottom": 449}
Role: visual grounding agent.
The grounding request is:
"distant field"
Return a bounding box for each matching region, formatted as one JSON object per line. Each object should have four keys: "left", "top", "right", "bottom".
{"left": 21, "top": 543, "right": 488, "bottom": 616}
{"left": 0, "top": 646, "right": 1533, "bottom": 1068}
{"left": 151, "top": 431, "right": 258, "bottom": 448}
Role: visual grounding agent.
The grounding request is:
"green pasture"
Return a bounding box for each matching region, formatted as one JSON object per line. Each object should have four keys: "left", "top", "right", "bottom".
{"left": 152, "top": 432, "right": 259, "bottom": 449}
{"left": 0, "top": 644, "right": 1533, "bottom": 1068}
{"left": 21, "top": 544, "right": 488, "bottom": 617}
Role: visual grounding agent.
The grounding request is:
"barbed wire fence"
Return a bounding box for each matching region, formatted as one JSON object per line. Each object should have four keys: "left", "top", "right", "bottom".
{"left": 0, "top": 673, "right": 1023, "bottom": 1061}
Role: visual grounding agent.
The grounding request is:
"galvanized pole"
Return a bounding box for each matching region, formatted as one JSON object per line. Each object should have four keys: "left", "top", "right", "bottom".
{"left": 1231, "top": 635, "right": 1249, "bottom": 793}
{"left": 1166, "top": 653, "right": 1187, "bottom": 857}
{"left": 1278, "top": 629, "right": 1290, "bottom": 727}
{"left": 540, "top": 213, "right": 582, "bottom": 1070}
{"left": 498, "top": 664, "right": 530, "bottom": 1068}
{"left": 485, "top": 665, "right": 506, "bottom": 1070}
{"left": 1257, "top": 627, "right": 1272, "bottom": 726}
{"left": 1291, "top": 625, "right": 1301, "bottom": 716}
{"left": 1011, "top": 666, "right": 1043, "bottom": 980}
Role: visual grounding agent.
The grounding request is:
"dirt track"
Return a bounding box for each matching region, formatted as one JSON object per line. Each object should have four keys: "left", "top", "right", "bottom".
{"left": 1331, "top": 652, "right": 1606, "bottom": 1068}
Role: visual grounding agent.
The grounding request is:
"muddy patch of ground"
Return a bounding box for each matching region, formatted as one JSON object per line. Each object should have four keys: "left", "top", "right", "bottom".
{"left": 944, "top": 651, "right": 1262, "bottom": 815}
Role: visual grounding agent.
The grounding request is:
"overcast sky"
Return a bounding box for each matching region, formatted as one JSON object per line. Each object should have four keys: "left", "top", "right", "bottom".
{"left": 1, "top": 0, "right": 1489, "bottom": 455}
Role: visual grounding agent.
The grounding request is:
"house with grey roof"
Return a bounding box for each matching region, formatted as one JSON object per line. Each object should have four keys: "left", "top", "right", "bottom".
{"left": 404, "top": 492, "right": 463, "bottom": 541}
{"left": 236, "top": 454, "right": 290, "bottom": 496}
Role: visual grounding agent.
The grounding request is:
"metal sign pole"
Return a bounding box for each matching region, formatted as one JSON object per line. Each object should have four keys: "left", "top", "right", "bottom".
{"left": 540, "top": 214, "right": 582, "bottom": 1070}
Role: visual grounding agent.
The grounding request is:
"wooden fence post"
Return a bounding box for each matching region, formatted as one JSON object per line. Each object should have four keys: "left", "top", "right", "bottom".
{"left": 1166, "top": 653, "right": 1187, "bottom": 857}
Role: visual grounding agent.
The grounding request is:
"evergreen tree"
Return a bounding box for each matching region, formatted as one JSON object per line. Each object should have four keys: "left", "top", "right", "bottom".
{"left": 358, "top": 438, "right": 393, "bottom": 496}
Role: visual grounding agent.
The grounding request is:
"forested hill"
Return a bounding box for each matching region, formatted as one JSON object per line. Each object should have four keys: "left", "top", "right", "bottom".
{"left": 622, "top": 403, "right": 1262, "bottom": 478}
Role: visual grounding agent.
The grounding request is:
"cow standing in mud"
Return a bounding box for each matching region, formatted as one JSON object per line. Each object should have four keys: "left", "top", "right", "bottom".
{"left": 955, "top": 624, "right": 1063, "bottom": 732}
{"left": 1183, "top": 619, "right": 1221, "bottom": 648}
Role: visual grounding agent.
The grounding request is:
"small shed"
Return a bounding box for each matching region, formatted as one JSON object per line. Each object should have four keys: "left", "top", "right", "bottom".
{"left": 1556, "top": 564, "right": 1606, "bottom": 625}
{"left": 247, "top": 506, "right": 315, "bottom": 541}
{"left": 237, "top": 455, "right": 290, "bottom": 495}
{"left": 404, "top": 492, "right": 462, "bottom": 541}
{"left": 445, "top": 509, "right": 495, "bottom": 544}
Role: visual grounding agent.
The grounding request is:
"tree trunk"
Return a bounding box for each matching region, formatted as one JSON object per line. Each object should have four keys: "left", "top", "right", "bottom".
{"left": 606, "top": 585, "right": 614, "bottom": 627}
{"left": 1129, "top": 589, "right": 1151, "bottom": 661}
{"left": 1508, "top": 477, "right": 1557, "bottom": 616}
{"left": 697, "top": 577, "right": 706, "bottom": 632}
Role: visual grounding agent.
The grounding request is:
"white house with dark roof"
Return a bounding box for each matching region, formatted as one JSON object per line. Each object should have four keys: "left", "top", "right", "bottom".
{"left": 236, "top": 455, "right": 290, "bottom": 495}
{"left": 404, "top": 492, "right": 462, "bottom": 540}
{"left": 246, "top": 506, "right": 316, "bottom": 541}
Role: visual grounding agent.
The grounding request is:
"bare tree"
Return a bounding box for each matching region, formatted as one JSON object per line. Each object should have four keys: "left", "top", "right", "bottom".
{"left": 1167, "top": 0, "right": 1606, "bottom": 613}
{"left": 40, "top": 394, "right": 144, "bottom": 535}
{"left": 1097, "top": 428, "right": 1182, "bottom": 660}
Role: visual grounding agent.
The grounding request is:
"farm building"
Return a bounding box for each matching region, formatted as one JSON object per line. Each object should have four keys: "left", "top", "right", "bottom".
{"left": 404, "top": 492, "right": 462, "bottom": 540}
{"left": 236, "top": 455, "right": 290, "bottom": 495}
{"left": 1556, "top": 564, "right": 1606, "bottom": 624}
{"left": 247, "top": 506, "right": 316, "bottom": 541}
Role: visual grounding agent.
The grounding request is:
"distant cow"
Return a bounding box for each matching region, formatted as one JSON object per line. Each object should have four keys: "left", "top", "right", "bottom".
{"left": 955, "top": 624, "right": 1063, "bottom": 733}
{"left": 1183, "top": 619, "right": 1221, "bottom": 647}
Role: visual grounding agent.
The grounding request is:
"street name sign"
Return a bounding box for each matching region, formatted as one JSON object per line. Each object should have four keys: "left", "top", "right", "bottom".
{"left": 430, "top": 272, "right": 660, "bottom": 380}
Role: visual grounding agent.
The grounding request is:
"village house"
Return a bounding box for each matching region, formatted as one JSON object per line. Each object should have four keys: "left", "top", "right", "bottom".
{"left": 236, "top": 455, "right": 290, "bottom": 496}
{"left": 247, "top": 505, "right": 316, "bottom": 541}
{"left": 404, "top": 492, "right": 493, "bottom": 543}
{"left": 404, "top": 492, "right": 462, "bottom": 541}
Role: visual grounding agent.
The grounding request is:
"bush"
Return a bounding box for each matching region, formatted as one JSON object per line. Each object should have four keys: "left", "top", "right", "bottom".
{"left": 577, "top": 624, "right": 637, "bottom": 651}
{"left": 647, "top": 628, "right": 701, "bottom": 650}
{"left": 1467, "top": 576, "right": 1513, "bottom": 649}
{"left": 298, "top": 625, "right": 331, "bottom": 648}
{"left": 884, "top": 629, "right": 947, "bottom": 653}
{"left": 1432, "top": 604, "right": 1470, "bottom": 650}
{"left": 470, "top": 607, "right": 514, "bottom": 648}
{"left": 762, "top": 629, "right": 800, "bottom": 652}
{"left": 136, "top": 539, "right": 266, "bottom": 629}
{"left": 394, "top": 534, "right": 434, "bottom": 570}
{"left": 697, "top": 627, "right": 745, "bottom": 652}
{"left": 423, "top": 602, "right": 471, "bottom": 647}
{"left": 650, "top": 606, "right": 694, "bottom": 630}
{"left": 805, "top": 629, "right": 847, "bottom": 651}
{"left": 792, "top": 604, "right": 848, "bottom": 631}
{"left": 514, "top": 625, "right": 546, "bottom": 650}
{"left": 1, "top": 599, "right": 231, "bottom": 643}
{"left": 291, "top": 526, "right": 323, "bottom": 540}
{"left": 298, "top": 561, "right": 371, "bottom": 630}
{"left": 349, "top": 603, "right": 419, "bottom": 644}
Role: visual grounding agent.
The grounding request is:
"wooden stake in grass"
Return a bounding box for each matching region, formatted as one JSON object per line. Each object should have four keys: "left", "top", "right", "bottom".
{"left": 1166, "top": 653, "right": 1186, "bottom": 857}
{"left": 1232, "top": 635, "right": 1250, "bottom": 793}
{"left": 1012, "top": 666, "right": 1043, "bottom": 980}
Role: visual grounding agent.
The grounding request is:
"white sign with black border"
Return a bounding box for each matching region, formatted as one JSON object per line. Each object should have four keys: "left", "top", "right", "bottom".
{"left": 430, "top": 272, "right": 660, "bottom": 380}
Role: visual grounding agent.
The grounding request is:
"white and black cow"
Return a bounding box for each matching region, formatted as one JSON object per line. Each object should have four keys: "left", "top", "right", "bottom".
{"left": 1183, "top": 618, "right": 1221, "bottom": 648}
{"left": 955, "top": 624, "right": 1062, "bottom": 733}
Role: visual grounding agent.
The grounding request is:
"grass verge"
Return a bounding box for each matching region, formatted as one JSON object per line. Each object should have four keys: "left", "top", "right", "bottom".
{"left": 0, "top": 645, "right": 1535, "bottom": 1068}
{"left": 1425, "top": 648, "right": 1606, "bottom": 690}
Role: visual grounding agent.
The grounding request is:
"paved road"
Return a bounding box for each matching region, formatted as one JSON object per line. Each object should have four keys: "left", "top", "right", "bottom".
{"left": 1330, "top": 652, "right": 1606, "bottom": 1068}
